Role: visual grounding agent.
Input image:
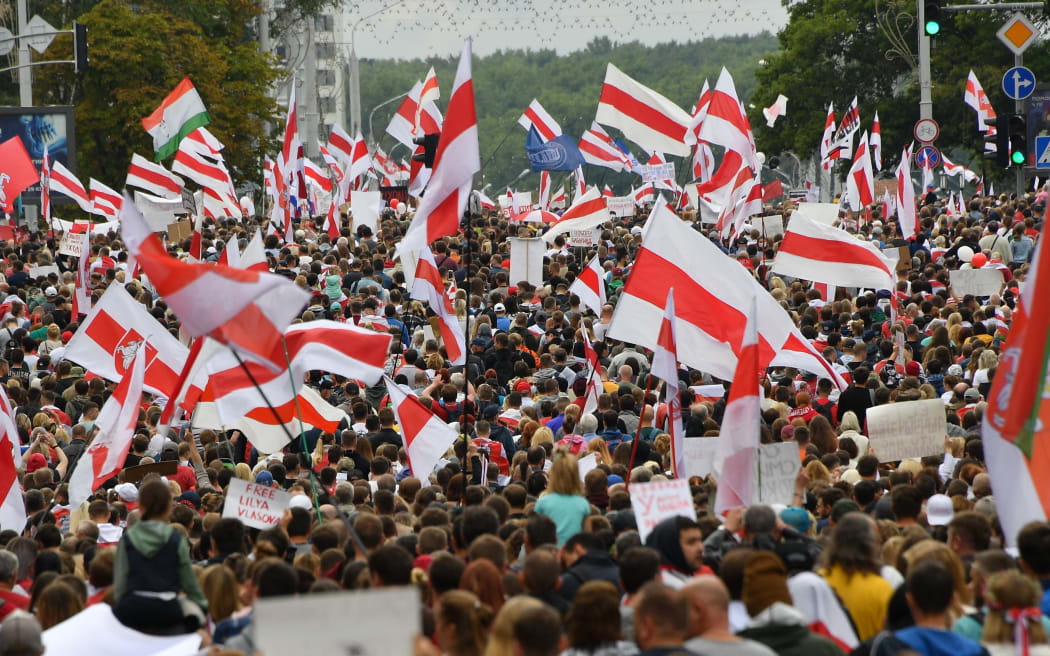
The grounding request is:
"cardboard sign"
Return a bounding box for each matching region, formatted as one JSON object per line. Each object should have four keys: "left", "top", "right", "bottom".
{"left": 350, "top": 190, "right": 382, "bottom": 234}
{"left": 867, "top": 399, "right": 946, "bottom": 462}
{"left": 607, "top": 195, "right": 635, "bottom": 218}
{"left": 134, "top": 191, "right": 186, "bottom": 231}
{"left": 567, "top": 229, "right": 599, "bottom": 247}
{"left": 254, "top": 587, "right": 419, "bottom": 655}
{"left": 181, "top": 187, "right": 197, "bottom": 216}
{"left": 754, "top": 442, "right": 802, "bottom": 506}
{"left": 509, "top": 237, "right": 545, "bottom": 286}
{"left": 759, "top": 215, "right": 785, "bottom": 238}
{"left": 949, "top": 268, "right": 1004, "bottom": 297}
{"left": 577, "top": 452, "right": 598, "bottom": 483}
{"left": 122, "top": 461, "right": 178, "bottom": 483}
{"left": 58, "top": 231, "right": 88, "bottom": 257}
{"left": 630, "top": 479, "right": 697, "bottom": 542}
{"left": 166, "top": 219, "right": 193, "bottom": 244}
{"left": 794, "top": 202, "right": 839, "bottom": 226}
{"left": 28, "top": 264, "right": 60, "bottom": 280}
{"left": 223, "top": 478, "right": 292, "bottom": 529}
{"left": 683, "top": 437, "right": 720, "bottom": 479}
{"left": 640, "top": 162, "right": 675, "bottom": 182}
{"left": 882, "top": 246, "right": 911, "bottom": 272}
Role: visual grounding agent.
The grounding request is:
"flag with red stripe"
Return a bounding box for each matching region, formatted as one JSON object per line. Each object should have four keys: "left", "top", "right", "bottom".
{"left": 714, "top": 295, "right": 760, "bottom": 514}
{"left": 595, "top": 63, "right": 693, "bottom": 157}
{"left": 518, "top": 99, "right": 562, "bottom": 141}
{"left": 569, "top": 254, "right": 607, "bottom": 315}
{"left": 126, "top": 154, "right": 183, "bottom": 199}
{"left": 772, "top": 214, "right": 895, "bottom": 291}
{"left": 651, "top": 289, "right": 685, "bottom": 478}
{"left": 415, "top": 67, "right": 440, "bottom": 135}
{"left": 542, "top": 188, "right": 610, "bottom": 243}
{"left": 48, "top": 160, "right": 92, "bottom": 213}
{"left": 385, "top": 376, "right": 459, "bottom": 478}
{"left": 578, "top": 122, "right": 632, "bottom": 173}
{"left": 327, "top": 124, "right": 355, "bottom": 165}
{"left": 412, "top": 247, "right": 465, "bottom": 365}
{"left": 89, "top": 178, "right": 122, "bottom": 218}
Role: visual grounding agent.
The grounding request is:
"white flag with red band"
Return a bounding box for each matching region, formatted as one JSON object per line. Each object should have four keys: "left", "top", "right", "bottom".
{"left": 40, "top": 143, "right": 51, "bottom": 227}
{"left": 63, "top": 284, "right": 190, "bottom": 398}
{"left": 538, "top": 171, "right": 551, "bottom": 211}
{"left": 69, "top": 344, "right": 147, "bottom": 508}
{"left": 581, "top": 330, "right": 601, "bottom": 415}
{"left": 607, "top": 203, "right": 844, "bottom": 386}
{"left": 689, "top": 79, "right": 712, "bottom": 141}
{"left": 651, "top": 289, "right": 685, "bottom": 479}
{"left": 412, "top": 247, "right": 466, "bottom": 366}
{"left": 48, "top": 160, "right": 92, "bottom": 213}
{"left": 121, "top": 192, "right": 309, "bottom": 371}
{"left": 965, "top": 70, "right": 997, "bottom": 135}
{"left": 895, "top": 147, "right": 918, "bottom": 240}
{"left": 845, "top": 130, "right": 874, "bottom": 211}
{"left": 218, "top": 237, "right": 240, "bottom": 267}
{"left": 763, "top": 94, "right": 788, "bottom": 128}
{"left": 0, "top": 384, "right": 24, "bottom": 534}
{"left": 126, "top": 154, "right": 183, "bottom": 199}
{"left": 240, "top": 228, "right": 268, "bottom": 272}
{"left": 387, "top": 80, "right": 444, "bottom": 148}
{"left": 595, "top": 63, "right": 693, "bottom": 157}
{"left": 549, "top": 185, "right": 567, "bottom": 209}
{"left": 385, "top": 376, "right": 460, "bottom": 479}
{"left": 569, "top": 254, "right": 606, "bottom": 316}
{"left": 89, "top": 178, "right": 122, "bottom": 218}
{"left": 398, "top": 40, "right": 479, "bottom": 256}
{"left": 870, "top": 113, "right": 882, "bottom": 171}
{"left": 698, "top": 67, "right": 757, "bottom": 171}
{"left": 302, "top": 158, "right": 332, "bottom": 193}
{"left": 415, "top": 67, "right": 441, "bottom": 135}
{"left": 518, "top": 99, "right": 562, "bottom": 141}
{"left": 773, "top": 214, "right": 896, "bottom": 291}
{"left": 543, "top": 187, "right": 610, "bottom": 243}
{"left": 326, "top": 124, "right": 356, "bottom": 166}
{"left": 578, "top": 122, "right": 632, "bottom": 173}
{"left": 819, "top": 103, "right": 836, "bottom": 171}
{"left": 714, "top": 295, "right": 760, "bottom": 515}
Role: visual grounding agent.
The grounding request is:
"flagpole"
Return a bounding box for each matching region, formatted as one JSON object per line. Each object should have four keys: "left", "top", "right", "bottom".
{"left": 624, "top": 372, "right": 656, "bottom": 493}
{"left": 226, "top": 347, "right": 297, "bottom": 446}
{"left": 281, "top": 337, "right": 324, "bottom": 524}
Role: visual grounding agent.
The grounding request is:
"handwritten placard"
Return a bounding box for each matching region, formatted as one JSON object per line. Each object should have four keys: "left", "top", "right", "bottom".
{"left": 754, "top": 442, "right": 801, "bottom": 506}
{"left": 867, "top": 399, "right": 946, "bottom": 462}
{"left": 567, "top": 229, "right": 599, "bottom": 247}
{"left": 950, "top": 268, "right": 1004, "bottom": 298}
{"left": 683, "top": 437, "right": 719, "bottom": 479}
{"left": 641, "top": 162, "right": 675, "bottom": 182}
{"left": 607, "top": 196, "right": 634, "bottom": 218}
{"left": 630, "top": 479, "right": 697, "bottom": 542}
{"left": 223, "top": 478, "right": 292, "bottom": 530}
{"left": 577, "top": 452, "right": 598, "bottom": 483}
{"left": 58, "top": 232, "right": 88, "bottom": 257}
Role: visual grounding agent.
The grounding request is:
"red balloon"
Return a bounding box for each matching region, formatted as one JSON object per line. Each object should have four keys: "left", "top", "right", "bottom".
{"left": 389, "top": 199, "right": 400, "bottom": 209}
{"left": 971, "top": 252, "right": 988, "bottom": 268}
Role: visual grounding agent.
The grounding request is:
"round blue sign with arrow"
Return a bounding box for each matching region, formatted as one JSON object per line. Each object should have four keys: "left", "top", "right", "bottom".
{"left": 1003, "top": 66, "right": 1036, "bottom": 100}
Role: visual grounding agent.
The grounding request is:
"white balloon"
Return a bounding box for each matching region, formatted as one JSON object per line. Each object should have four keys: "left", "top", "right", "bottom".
{"left": 958, "top": 246, "right": 974, "bottom": 262}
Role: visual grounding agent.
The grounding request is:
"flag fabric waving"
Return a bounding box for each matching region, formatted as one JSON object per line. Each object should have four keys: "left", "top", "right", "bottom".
{"left": 965, "top": 70, "right": 997, "bottom": 136}
{"left": 697, "top": 67, "right": 757, "bottom": 170}
{"left": 68, "top": 345, "right": 147, "bottom": 508}
{"left": 0, "top": 137, "right": 39, "bottom": 214}
{"left": 525, "top": 125, "right": 586, "bottom": 172}
{"left": 384, "top": 376, "right": 460, "bottom": 478}
{"left": 0, "top": 384, "right": 24, "bottom": 534}
{"left": 569, "top": 254, "right": 607, "bottom": 315}
{"left": 651, "top": 289, "right": 685, "bottom": 479}
{"left": 895, "top": 147, "right": 917, "bottom": 239}
{"left": 518, "top": 99, "right": 562, "bottom": 141}
{"left": 126, "top": 154, "right": 183, "bottom": 199}
{"left": 142, "top": 77, "right": 211, "bottom": 160}
{"left": 772, "top": 214, "right": 896, "bottom": 291}
{"left": 763, "top": 94, "right": 788, "bottom": 128}
{"left": 578, "top": 122, "right": 632, "bottom": 173}
{"left": 845, "top": 130, "right": 874, "bottom": 211}
{"left": 819, "top": 103, "right": 836, "bottom": 171}
{"left": 542, "top": 188, "right": 610, "bottom": 243}
{"left": 870, "top": 113, "right": 882, "bottom": 171}
{"left": 40, "top": 144, "right": 51, "bottom": 227}
{"left": 595, "top": 63, "right": 693, "bottom": 157}
{"left": 414, "top": 67, "right": 440, "bottom": 135}
{"left": 386, "top": 80, "right": 444, "bottom": 148}
{"left": 89, "top": 178, "right": 122, "bottom": 218}
{"left": 398, "top": 40, "right": 479, "bottom": 256}
{"left": 47, "top": 159, "right": 92, "bottom": 213}
{"left": 412, "top": 247, "right": 466, "bottom": 366}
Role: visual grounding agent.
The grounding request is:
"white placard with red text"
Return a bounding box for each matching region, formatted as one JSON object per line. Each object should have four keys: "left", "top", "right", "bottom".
{"left": 630, "top": 479, "right": 697, "bottom": 542}
{"left": 223, "top": 478, "right": 292, "bottom": 530}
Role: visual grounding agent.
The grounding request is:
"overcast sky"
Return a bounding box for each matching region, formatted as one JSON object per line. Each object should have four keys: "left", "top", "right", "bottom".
{"left": 334, "top": 0, "right": 790, "bottom": 60}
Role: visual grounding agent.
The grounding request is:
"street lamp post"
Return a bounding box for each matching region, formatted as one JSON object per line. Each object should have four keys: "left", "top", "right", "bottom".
{"left": 367, "top": 91, "right": 409, "bottom": 149}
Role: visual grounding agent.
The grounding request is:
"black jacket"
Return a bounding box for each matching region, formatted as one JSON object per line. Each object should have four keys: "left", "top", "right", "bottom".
{"left": 837, "top": 385, "right": 874, "bottom": 429}
{"left": 558, "top": 550, "right": 621, "bottom": 602}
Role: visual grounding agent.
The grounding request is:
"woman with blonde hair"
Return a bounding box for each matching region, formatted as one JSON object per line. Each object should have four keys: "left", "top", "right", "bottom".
{"left": 982, "top": 570, "right": 1050, "bottom": 656}
{"left": 436, "top": 590, "right": 494, "bottom": 656}
{"left": 901, "top": 539, "right": 971, "bottom": 620}
{"left": 234, "top": 462, "right": 252, "bottom": 481}
{"left": 483, "top": 596, "right": 545, "bottom": 656}
{"left": 531, "top": 426, "right": 555, "bottom": 449}
{"left": 587, "top": 438, "right": 612, "bottom": 466}
{"left": 200, "top": 564, "right": 241, "bottom": 625}
{"left": 535, "top": 452, "right": 590, "bottom": 545}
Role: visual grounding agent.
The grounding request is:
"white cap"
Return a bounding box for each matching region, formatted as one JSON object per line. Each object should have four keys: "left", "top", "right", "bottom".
{"left": 926, "top": 493, "right": 954, "bottom": 526}
{"left": 288, "top": 494, "right": 313, "bottom": 510}
{"left": 494, "top": 303, "right": 505, "bottom": 312}
{"left": 44, "top": 286, "right": 57, "bottom": 297}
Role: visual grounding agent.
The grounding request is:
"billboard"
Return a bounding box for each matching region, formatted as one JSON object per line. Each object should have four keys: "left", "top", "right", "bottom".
{"left": 1027, "top": 85, "right": 1050, "bottom": 166}
{"left": 0, "top": 106, "right": 76, "bottom": 202}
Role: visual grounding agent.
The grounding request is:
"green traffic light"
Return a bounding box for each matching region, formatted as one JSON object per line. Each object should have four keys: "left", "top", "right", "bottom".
{"left": 1012, "top": 150, "right": 1026, "bottom": 165}
{"left": 925, "top": 20, "right": 940, "bottom": 35}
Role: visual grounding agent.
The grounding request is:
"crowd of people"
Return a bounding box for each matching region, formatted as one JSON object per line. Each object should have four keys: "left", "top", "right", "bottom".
{"left": 0, "top": 179, "right": 1044, "bottom": 656}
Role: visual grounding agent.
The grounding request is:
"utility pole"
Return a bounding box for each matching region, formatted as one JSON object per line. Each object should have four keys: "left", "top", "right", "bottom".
{"left": 303, "top": 20, "right": 319, "bottom": 158}
{"left": 349, "top": 42, "right": 361, "bottom": 136}
{"left": 259, "top": 0, "right": 271, "bottom": 137}
{"left": 1015, "top": 51, "right": 1025, "bottom": 198}
{"left": 17, "top": 0, "right": 30, "bottom": 105}
{"left": 917, "top": 0, "right": 933, "bottom": 120}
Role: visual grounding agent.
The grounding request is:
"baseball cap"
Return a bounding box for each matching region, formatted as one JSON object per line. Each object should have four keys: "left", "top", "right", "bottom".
{"left": 494, "top": 303, "right": 505, "bottom": 312}
{"left": 947, "top": 364, "right": 964, "bottom": 377}
{"left": 0, "top": 611, "right": 42, "bottom": 655}
{"left": 44, "top": 286, "right": 57, "bottom": 297}
{"left": 926, "top": 493, "right": 954, "bottom": 526}
{"left": 779, "top": 506, "right": 812, "bottom": 533}
{"left": 114, "top": 482, "right": 139, "bottom": 503}
{"left": 26, "top": 453, "right": 47, "bottom": 474}
{"left": 964, "top": 388, "right": 981, "bottom": 402}
{"left": 289, "top": 494, "right": 313, "bottom": 510}
{"left": 514, "top": 379, "right": 532, "bottom": 394}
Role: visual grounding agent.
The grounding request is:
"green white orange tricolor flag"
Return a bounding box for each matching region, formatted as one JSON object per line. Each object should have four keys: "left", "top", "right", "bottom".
{"left": 142, "top": 77, "right": 211, "bottom": 161}
{"left": 983, "top": 234, "right": 1050, "bottom": 547}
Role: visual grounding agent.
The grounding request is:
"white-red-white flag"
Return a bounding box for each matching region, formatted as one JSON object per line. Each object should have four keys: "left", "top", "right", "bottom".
{"left": 578, "top": 122, "right": 632, "bottom": 173}
{"left": 0, "top": 385, "right": 24, "bottom": 533}
{"left": 518, "top": 99, "right": 562, "bottom": 141}
{"left": 69, "top": 344, "right": 147, "bottom": 508}
{"left": 414, "top": 67, "right": 441, "bottom": 136}
{"left": 218, "top": 236, "right": 240, "bottom": 267}
{"left": 651, "top": 289, "right": 685, "bottom": 478}
{"left": 574, "top": 166, "right": 587, "bottom": 200}
{"left": 714, "top": 295, "right": 760, "bottom": 515}
{"left": 538, "top": 171, "right": 551, "bottom": 211}
{"left": 40, "top": 143, "right": 51, "bottom": 228}
{"left": 48, "top": 160, "right": 93, "bottom": 213}
{"left": 240, "top": 229, "right": 268, "bottom": 272}
{"left": 697, "top": 67, "right": 757, "bottom": 170}
{"left": 845, "top": 130, "right": 874, "bottom": 211}
{"left": 73, "top": 234, "right": 92, "bottom": 318}
{"left": 965, "top": 70, "right": 997, "bottom": 136}
{"left": 870, "top": 112, "right": 882, "bottom": 171}
{"left": 580, "top": 330, "right": 601, "bottom": 415}
{"left": 412, "top": 247, "right": 465, "bottom": 366}
{"left": 549, "top": 185, "right": 567, "bottom": 209}
{"left": 763, "top": 94, "right": 788, "bottom": 128}
{"left": 126, "top": 154, "right": 183, "bottom": 199}
{"left": 569, "top": 254, "right": 606, "bottom": 315}
{"left": 773, "top": 214, "right": 896, "bottom": 291}
{"left": 326, "top": 124, "right": 356, "bottom": 165}
{"left": 595, "top": 63, "right": 693, "bottom": 157}
{"left": 819, "top": 103, "right": 836, "bottom": 171}
{"left": 384, "top": 376, "right": 459, "bottom": 478}
{"left": 386, "top": 80, "right": 444, "bottom": 148}
{"left": 303, "top": 158, "right": 332, "bottom": 193}
{"left": 543, "top": 188, "right": 610, "bottom": 243}
{"left": 895, "top": 147, "right": 917, "bottom": 239}
{"left": 689, "top": 79, "right": 712, "bottom": 142}
{"left": 398, "top": 40, "right": 479, "bottom": 256}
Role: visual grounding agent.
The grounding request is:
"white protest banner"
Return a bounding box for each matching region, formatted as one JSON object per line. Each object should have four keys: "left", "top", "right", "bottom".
{"left": 568, "top": 229, "right": 599, "bottom": 247}
{"left": 754, "top": 442, "right": 801, "bottom": 506}
{"left": 222, "top": 478, "right": 292, "bottom": 530}
{"left": 867, "top": 399, "right": 946, "bottom": 462}
{"left": 350, "top": 190, "right": 382, "bottom": 234}
{"left": 630, "top": 479, "right": 697, "bottom": 542}
{"left": 759, "top": 215, "right": 785, "bottom": 238}
{"left": 640, "top": 162, "right": 675, "bottom": 182}
{"left": 254, "top": 587, "right": 419, "bottom": 655}
{"left": 950, "top": 268, "right": 1004, "bottom": 297}
{"left": 43, "top": 604, "right": 201, "bottom": 656}
{"left": 607, "top": 195, "right": 634, "bottom": 218}
{"left": 794, "top": 202, "right": 839, "bottom": 226}
{"left": 499, "top": 192, "right": 534, "bottom": 218}
{"left": 134, "top": 191, "right": 185, "bottom": 231}
{"left": 58, "top": 231, "right": 88, "bottom": 257}
{"left": 577, "top": 452, "right": 598, "bottom": 483}
{"left": 28, "top": 264, "right": 60, "bottom": 279}
{"left": 683, "top": 437, "right": 719, "bottom": 479}
{"left": 509, "top": 237, "right": 545, "bottom": 286}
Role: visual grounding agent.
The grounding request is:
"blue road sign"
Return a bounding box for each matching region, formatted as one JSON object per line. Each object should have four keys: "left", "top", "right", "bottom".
{"left": 1003, "top": 66, "right": 1036, "bottom": 100}
{"left": 915, "top": 145, "right": 941, "bottom": 169}
{"left": 1036, "top": 136, "right": 1050, "bottom": 169}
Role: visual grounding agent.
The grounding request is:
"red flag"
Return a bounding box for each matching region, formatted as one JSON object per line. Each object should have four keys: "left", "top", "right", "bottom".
{"left": 0, "top": 137, "right": 39, "bottom": 213}
{"left": 761, "top": 179, "right": 784, "bottom": 202}
{"left": 714, "top": 296, "right": 760, "bottom": 515}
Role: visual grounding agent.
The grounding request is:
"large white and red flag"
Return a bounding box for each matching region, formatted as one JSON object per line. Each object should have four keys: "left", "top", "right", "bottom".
{"left": 384, "top": 376, "right": 460, "bottom": 478}
{"left": 120, "top": 192, "right": 309, "bottom": 370}
{"left": 772, "top": 214, "right": 896, "bottom": 291}
{"left": 0, "top": 384, "right": 23, "bottom": 533}
{"left": 578, "top": 122, "right": 632, "bottom": 172}
{"left": 69, "top": 345, "right": 147, "bottom": 508}
{"left": 714, "top": 296, "right": 760, "bottom": 515}
{"left": 819, "top": 103, "right": 836, "bottom": 171}
{"left": 40, "top": 143, "right": 51, "bottom": 228}
{"left": 965, "top": 70, "right": 997, "bottom": 136}
{"left": 63, "top": 284, "right": 190, "bottom": 398}
{"left": 595, "top": 63, "right": 693, "bottom": 157}
{"left": 89, "top": 179, "right": 122, "bottom": 219}
{"left": 398, "top": 40, "right": 479, "bottom": 256}
{"left": 895, "top": 147, "right": 917, "bottom": 239}
{"left": 518, "top": 99, "right": 562, "bottom": 141}
{"left": 126, "top": 154, "right": 183, "bottom": 199}
{"left": 414, "top": 67, "right": 441, "bottom": 135}
{"left": 651, "top": 289, "right": 685, "bottom": 478}
{"left": 48, "top": 160, "right": 93, "bottom": 213}
{"left": 845, "top": 130, "right": 874, "bottom": 211}
{"left": 326, "top": 124, "right": 356, "bottom": 165}
{"left": 633, "top": 183, "right": 655, "bottom": 206}
{"left": 983, "top": 233, "right": 1050, "bottom": 547}
{"left": 386, "top": 79, "right": 444, "bottom": 148}
{"left": 302, "top": 158, "right": 333, "bottom": 193}
{"left": 607, "top": 203, "right": 843, "bottom": 386}
{"left": 412, "top": 247, "right": 465, "bottom": 365}
{"left": 580, "top": 329, "right": 601, "bottom": 415}
{"left": 542, "top": 188, "right": 610, "bottom": 243}
{"left": 870, "top": 113, "right": 882, "bottom": 171}
{"left": 570, "top": 254, "right": 606, "bottom": 315}
{"left": 697, "top": 67, "right": 757, "bottom": 170}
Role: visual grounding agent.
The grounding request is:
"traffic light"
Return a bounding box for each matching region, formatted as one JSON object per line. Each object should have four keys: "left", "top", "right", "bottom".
{"left": 1008, "top": 114, "right": 1028, "bottom": 166}
{"left": 412, "top": 133, "right": 439, "bottom": 168}
{"left": 984, "top": 115, "right": 1009, "bottom": 168}
{"left": 73, "top": 22, "right": 88, "bottom": 73}
{"left": 924, "top": 1, "right": 942, "bottom": 36}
